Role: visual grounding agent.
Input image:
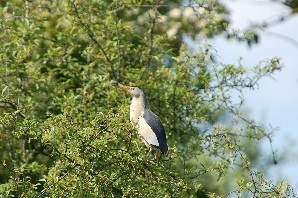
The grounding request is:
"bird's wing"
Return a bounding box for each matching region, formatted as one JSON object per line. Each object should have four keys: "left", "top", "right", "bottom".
{"left": 138, "top": 109, "right": 168, "bottom": 153}
{"left": 137, "top": 116, "right": 159, "bottom": 147}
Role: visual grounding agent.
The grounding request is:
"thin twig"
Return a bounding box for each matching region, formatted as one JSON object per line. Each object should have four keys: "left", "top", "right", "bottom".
{"left": 261, "top": 29, "right": 298, "bottom": 48}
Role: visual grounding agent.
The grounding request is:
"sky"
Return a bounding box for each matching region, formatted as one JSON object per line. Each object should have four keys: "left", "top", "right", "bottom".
{"left": 214, "top": 0, "right": 298, "bottom": 193}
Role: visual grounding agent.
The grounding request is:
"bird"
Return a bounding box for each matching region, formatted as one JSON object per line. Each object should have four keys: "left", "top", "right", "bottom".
{"left": 117, "top": 85, "right": 168, "bottom": 155}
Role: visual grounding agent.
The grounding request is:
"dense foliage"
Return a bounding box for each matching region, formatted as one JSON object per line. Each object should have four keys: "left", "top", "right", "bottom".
{"left": 0, "top": 0, "right": 295, "bottom": 197}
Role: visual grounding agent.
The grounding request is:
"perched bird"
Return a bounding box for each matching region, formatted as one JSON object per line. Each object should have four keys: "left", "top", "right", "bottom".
{"left": 117, "top": 85, "right": 168, "bottom": 155}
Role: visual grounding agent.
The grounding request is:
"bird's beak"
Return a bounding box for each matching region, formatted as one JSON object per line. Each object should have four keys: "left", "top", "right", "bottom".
{"left": 117, "top": 85, "right": 131, "bottom": 92}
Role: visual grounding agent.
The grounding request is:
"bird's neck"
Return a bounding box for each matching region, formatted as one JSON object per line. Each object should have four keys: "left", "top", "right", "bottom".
{"left": 130, "top": 96, "right": 147, "bottom": 126}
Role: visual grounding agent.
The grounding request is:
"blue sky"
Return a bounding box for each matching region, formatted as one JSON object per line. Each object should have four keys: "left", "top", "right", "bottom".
{"left": 215, "top": 0, "right": 298, "bottom": 192}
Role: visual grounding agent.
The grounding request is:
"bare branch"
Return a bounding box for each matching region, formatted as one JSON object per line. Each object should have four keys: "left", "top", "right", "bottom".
{"left": 249, "top": 12, "right": 298, "bottom": 48}
{"left": 262, "top": 29, "right": 298, "bottom": 48}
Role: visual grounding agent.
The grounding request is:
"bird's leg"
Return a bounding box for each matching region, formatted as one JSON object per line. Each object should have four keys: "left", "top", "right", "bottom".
{"left": 146, "top": 147, "right": 159, "bottom": 160}
{"left": 146, "top": 147, "right": 152, "bottom": 158}
{"left": 146, "top": 147, "right": 162, "bottom": 161}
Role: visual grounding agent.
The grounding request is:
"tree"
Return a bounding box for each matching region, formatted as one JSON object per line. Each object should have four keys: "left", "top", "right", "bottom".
{"left": 0, "top": 0, "right": 295, "bottom": 197}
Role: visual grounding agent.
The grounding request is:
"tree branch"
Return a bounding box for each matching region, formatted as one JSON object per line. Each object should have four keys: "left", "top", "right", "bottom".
{"left": 261, "top": 29, "right": 298, "bottom": 48}
{"left": 148, "top": 2, "right": 159, "bottom": 70}
{"left": 0, "top": 99, "right": 26, "bottom": 118}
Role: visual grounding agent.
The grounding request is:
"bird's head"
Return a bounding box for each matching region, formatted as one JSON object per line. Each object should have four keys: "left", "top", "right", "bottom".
{"left": 117, "top": 85, "right": 144, "bottom": 98}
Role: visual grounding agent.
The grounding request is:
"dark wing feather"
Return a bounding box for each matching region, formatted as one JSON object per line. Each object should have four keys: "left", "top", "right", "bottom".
{"left": 143, "top": 109, "right": 168, "bottom": 154}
